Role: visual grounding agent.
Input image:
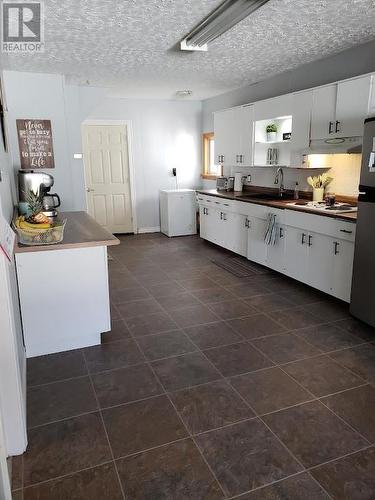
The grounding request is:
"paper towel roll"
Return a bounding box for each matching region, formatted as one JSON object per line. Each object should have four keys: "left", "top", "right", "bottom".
{"left": 234, "top": 173, "right": 243, "bottom": 192}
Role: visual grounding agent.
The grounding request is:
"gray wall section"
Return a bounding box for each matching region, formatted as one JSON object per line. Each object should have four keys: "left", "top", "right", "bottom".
{"left": 202, "top": 38, "right": 375, "bottom": 131}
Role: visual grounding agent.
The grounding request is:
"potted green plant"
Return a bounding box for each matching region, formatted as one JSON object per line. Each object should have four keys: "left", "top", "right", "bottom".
{"left": 266, "top": 123, "right": 278, "bottom": 142}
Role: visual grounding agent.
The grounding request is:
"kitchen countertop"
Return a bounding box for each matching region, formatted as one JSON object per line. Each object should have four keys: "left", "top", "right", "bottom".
{"left": 196, "top": 189, "right": 357, "bottom": 222}
{"left": 15, "top": 211, "right": 120, "bottom": 253}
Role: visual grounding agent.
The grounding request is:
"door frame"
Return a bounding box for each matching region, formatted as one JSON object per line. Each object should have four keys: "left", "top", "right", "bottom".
{"left": 81, "top": 119, "right": 137, "bottom": 234}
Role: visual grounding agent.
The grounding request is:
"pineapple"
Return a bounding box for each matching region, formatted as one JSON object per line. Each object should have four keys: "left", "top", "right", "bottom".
{"left": 24, "top": 190, "right": 50, "bottom": 224}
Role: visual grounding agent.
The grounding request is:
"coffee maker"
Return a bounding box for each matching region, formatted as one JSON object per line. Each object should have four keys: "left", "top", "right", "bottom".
{"left": 18, "top": 170, "right": 61, "bottom": 218}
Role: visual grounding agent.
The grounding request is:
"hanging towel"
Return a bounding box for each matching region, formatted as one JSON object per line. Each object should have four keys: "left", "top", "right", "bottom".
{"left": 264, "top": 213, "right": 277, "bottom": 246}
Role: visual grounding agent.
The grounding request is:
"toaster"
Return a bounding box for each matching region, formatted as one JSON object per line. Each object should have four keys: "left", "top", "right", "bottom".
{"left": 216, "top": 176, "right": 228, "bottom": 191}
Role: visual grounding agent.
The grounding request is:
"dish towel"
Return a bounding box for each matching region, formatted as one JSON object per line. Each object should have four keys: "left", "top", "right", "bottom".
{"left": 264, "top": 214, "right": 277, "bottom": 246}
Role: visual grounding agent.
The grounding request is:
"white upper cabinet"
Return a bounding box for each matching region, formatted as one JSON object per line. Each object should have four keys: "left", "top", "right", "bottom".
{"left": 214, "top": 105, "right": 254, "bottom": 167}
{"left": 291, "top": 90, "right": 313, "bottom": 151}
{"left": 311, "top": 84, "right": 337, "bottom": 140}
{"left": 311, "top": 75, "right": 372, "bottom": 140}
{"left": 214, "top": 108, "right": 237, "bottom": 166}
{"left": 253, "top": 94, "right": 292, "bottom": 121}
{"left": 335, "top": 75, "right": 372, "bottom": 137}
{"left": 238, "top": 105, "right": 254, "bottom": 167}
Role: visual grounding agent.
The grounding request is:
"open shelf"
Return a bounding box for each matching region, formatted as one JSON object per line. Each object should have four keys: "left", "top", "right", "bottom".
{"left": 254, "top": 115, "right": 293, "bottom": 167}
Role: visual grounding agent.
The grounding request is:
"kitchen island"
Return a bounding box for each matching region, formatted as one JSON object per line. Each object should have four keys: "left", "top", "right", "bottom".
{"left": 15, "top": 211, "right": 119, "bottom": 358}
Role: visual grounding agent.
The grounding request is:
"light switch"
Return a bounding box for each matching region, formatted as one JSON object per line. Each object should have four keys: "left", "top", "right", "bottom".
{"left": 73, "top": 153, "right": 83, "bottom": 159}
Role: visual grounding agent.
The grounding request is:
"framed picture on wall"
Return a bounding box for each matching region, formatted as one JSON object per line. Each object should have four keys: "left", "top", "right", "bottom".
{"left": 16, "top": 119, "right": 55, "bottom": 168}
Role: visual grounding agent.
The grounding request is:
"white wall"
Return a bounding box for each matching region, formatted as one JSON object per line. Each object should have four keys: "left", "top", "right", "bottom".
{"left": 224, "top": 154, "right": 362, "bottom": 195}
{"left": 3, "top": 71, "right": 203, "bottom": 232}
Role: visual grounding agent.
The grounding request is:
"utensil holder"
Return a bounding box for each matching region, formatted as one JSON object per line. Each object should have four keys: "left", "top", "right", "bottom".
{"left": 313, "top": 188, "right": 324, "bottom": 202}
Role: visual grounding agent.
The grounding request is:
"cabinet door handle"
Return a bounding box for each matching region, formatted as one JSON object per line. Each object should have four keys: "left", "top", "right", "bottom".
{"left": 241, "top": 154, "right": 244, "bottom": 163}
{"left": 334, "top": 241, "right": 339, "bottom": 255}
{"left": 236, "top": 155, "right": 239, "bottom": 163}
{"left": 223, "top": 213, "right": 227, "bottom": 221}
{"left": 245, "top": 218, "right": 249, "bottom": 228}
{"left": 335, "top": 121, "right": 341, "bottom": 133}
{"left": 329, "top": 121, "right": 334, "bottom": 134}
{"left": 301, "top": 233, "right": 306, "bottom": 245}
{"left": 340, "top": 229, "right": 353, "bottom": 234}
{"left": 222, "top": 155, "right": 225, "bottom": 162}
{"left": 279, "top": 227, "right": 284, "bottom": 238}
{"left": 308, "top": 235, "right": 312, "bottom": 247}
{"left": 220, "top": 212, "right": 223, "bottom": 220}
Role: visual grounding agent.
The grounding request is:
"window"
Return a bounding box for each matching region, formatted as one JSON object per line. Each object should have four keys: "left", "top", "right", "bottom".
{"left": 202, "top": 132, "right": 222, "bottom": 179}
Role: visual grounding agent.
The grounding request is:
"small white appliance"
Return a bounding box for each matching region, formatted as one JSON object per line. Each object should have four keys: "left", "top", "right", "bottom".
{"left": 160, "top": 189, "right": 197, "bottom": 237}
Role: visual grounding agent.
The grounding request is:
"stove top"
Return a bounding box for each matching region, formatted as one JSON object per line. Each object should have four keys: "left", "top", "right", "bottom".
{"left": 287, "top": 201, "right": 358, "bottom": 214}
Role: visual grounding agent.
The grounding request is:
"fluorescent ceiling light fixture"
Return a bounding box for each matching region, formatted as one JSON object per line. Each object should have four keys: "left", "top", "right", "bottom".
{"left": 180, "top": 0, "right": 270, "bottom": 51}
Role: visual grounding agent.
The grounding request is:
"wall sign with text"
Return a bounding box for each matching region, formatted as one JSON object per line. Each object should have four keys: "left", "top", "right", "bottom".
{"left": 16, "top": 119, "right": 55, "bottom": 169}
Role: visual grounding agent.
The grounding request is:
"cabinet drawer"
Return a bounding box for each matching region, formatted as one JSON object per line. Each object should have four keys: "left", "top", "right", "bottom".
{"left": 334, "top": 221, "right": 356, "bottom": 242}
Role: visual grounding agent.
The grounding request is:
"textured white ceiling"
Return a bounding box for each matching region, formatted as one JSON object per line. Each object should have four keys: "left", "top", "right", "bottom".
{"left": 2, "top": 0, "right": 375, "bottom": 99}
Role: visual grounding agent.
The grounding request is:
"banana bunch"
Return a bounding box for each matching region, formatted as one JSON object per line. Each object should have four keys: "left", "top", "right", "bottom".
{"left": 15, "top": 215, "right": 51, "bottom": 230}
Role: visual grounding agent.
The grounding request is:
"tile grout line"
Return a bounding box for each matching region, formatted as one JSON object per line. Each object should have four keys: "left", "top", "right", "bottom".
{"left": 152, "top": 289, "right": 314, "bottom": 495}
{"left": 81, "top": 350, "right": 127, "bottom": 500}
{"left": 246, "top": 338, "right": 374, "bottom": 444}
{"left": 129, "top": 335, "right": 229, "bottom": 498}
{"left": 22, "top": 460, "right": 115, "bottom": 493}
{"left": 119, "top": 272, "right": 230, "bottom": 496}
{"left": 120, "top": 256, "right": 375, "bottom": 460}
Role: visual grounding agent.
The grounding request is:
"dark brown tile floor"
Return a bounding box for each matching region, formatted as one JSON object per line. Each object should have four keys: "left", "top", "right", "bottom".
{"left": 14, "top": 233, "right": 375, "bottom": 499}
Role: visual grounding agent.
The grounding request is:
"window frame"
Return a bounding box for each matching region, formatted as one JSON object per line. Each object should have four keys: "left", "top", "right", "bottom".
{"left": 202, "top": 132, "right": 222, "bottom": 179}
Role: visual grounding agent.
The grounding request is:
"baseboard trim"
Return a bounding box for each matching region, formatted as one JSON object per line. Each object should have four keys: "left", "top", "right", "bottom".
{"left": 137, "top": 226, "right": 161, "bottom": 234}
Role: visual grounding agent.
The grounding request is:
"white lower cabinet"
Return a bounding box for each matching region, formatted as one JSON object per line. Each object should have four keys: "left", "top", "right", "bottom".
{"left": 332, "top": 239, "right": 355, "bottom": 302}
{"left": 199, "top": 197, "right": 355, "bottom": 302}
{"left": 246, "top": 216, "right": 267, "bottom": 266}
{"left": 222, "top": 211, "right": 248, "bottom": 256}
{"left": 305, "top": 231, "right": 335, "bottom": 295}
{"left": 199, "top": 202, "right": 247, "bottom": 256}
{"left": 266, "top": 223, "right": 286, "bottom": 273}
{"left": 284, "top": 226, "right": 308, "bottom": 282}
{"left": 200, "top": 205, "right": 220, "bottom": 244}
{"left": 283, "top": 211, "right": 356, "bottom": 302}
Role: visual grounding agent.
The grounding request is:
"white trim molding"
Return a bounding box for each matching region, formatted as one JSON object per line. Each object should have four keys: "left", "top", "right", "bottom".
{"left": 137, "top": 226, "right": 161, "bottom": 234}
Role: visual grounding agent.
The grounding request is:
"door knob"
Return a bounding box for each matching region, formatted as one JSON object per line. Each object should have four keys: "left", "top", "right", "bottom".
{"left": 86, "top": 188, "right": 95, "bottom": 192}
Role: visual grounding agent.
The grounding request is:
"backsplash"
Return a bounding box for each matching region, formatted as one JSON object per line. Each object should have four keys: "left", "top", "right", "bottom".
{"left": 218, "top": 154, "right": 361, "bottom": 197}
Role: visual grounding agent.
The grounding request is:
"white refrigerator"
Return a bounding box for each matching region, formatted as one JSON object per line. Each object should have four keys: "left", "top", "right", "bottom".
{"left": 160, "top": 189, "right": 197, "bottom": 237}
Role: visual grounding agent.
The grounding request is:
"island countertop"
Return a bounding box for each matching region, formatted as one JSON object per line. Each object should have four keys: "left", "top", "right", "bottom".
{"left": 15, "top": 211, "right": 120, "bottom": 253}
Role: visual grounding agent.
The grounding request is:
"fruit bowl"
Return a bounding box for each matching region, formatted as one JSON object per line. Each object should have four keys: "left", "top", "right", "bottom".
{"left": 14, "top": 219, "right": 67, "bottom": 246}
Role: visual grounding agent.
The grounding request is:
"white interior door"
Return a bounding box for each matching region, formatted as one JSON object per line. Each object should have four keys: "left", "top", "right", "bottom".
{"left": 82, "top": 124, "right": 133, "bottom": 234}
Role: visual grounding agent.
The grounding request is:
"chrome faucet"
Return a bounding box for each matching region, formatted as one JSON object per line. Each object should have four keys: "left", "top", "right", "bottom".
{"left": 274, "top": 167, "right": 285, "bottom": 197}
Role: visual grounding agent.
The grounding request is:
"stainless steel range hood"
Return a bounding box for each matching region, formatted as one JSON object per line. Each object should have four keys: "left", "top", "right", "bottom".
{"left": 305, "top": 136, "right": 362, "bottom": 154}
